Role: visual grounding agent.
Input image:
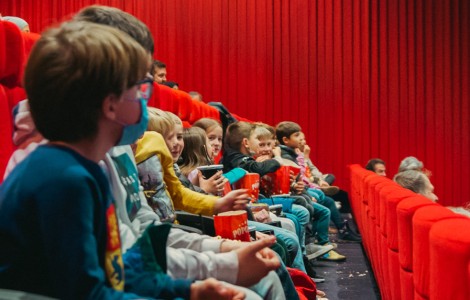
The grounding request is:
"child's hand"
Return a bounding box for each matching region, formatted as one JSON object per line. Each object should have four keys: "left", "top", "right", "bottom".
{"left": 289, "top": 170, "right": 296, "bottom": 184}
{"left": 292, "top": 181, "right": 305, "bottom": 194}
{"left": 214, "top": 189, "right": 250, "bottom": 213}
{"left": 303, "top": 144, "right": 311, "bottom": 157}
{"left": 272, "top": 146, "right": 281, "bottom": 157}
{"left": 191, "top": 278, "right": 245, "bottom": 300}
{"left": 235, "top": 236, "right": 280, "bottom": 286}
{"left": 198, "top": 171, "right": 226, "bottom": 195}
{"left": 255, "top": 155, "right": 271, "bottom": 162}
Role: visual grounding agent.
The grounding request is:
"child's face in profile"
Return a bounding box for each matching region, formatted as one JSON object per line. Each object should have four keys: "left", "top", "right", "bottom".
{"left": 283, "top": 131, "right": 302, "bottom": 149}
{"left": 298, "top": 132, "right": 306, "bottom": 152}
{"left": 164, "top": 124, "right": 184, "bottom": 163}
{"left": 206, "top": 125, "right": 223, "bottom": 157}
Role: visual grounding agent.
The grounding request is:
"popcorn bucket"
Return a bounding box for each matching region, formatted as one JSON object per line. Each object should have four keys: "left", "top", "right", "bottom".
{"left": 289, "top": 165, "right": 301, "bottom": 177}
{"left": 221, "top": 180, "right": 232, "bottom": 196}
{"left": 233, "top": 173, "right": 260, "bottom": 201}
{"left": 262, "top": 166, "right": 291, "bottom": 195}
{"left": 214, "top": 210, "right": 251, "bottom": 241}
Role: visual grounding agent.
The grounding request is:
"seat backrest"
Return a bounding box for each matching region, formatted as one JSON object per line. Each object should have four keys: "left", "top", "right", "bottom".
{"left": 396, "top": 196, "right": 437, "bottom": 270}
{"left": 412, "top": 205, "right": 465, "bottom": 299}
{"left": 429, "top": 218, "right": 470, "bottom": 300}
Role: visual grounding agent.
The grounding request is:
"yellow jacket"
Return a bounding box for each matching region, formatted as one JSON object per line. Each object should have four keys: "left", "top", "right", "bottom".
{"left": 135, "top": 131, "right": 218, "bottom": 216}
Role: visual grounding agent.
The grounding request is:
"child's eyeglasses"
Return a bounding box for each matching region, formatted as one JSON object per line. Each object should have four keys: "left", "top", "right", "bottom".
{"left": 136, "top": 78, "right": 154, "bottom": 101}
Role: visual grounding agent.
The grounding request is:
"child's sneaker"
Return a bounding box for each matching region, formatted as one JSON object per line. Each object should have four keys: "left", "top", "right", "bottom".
{"left": 318, "top": 250, "right": 346, "bottom": 262}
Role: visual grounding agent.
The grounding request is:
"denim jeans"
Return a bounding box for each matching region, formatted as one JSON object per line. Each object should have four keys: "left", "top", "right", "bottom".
{"left": 307, "top": 188, "right": 343, "bottom": 229}
{"left": 310, "top": 201, "right": 331, "bottom": 245}
{"left": 249, "top": 270, "right": 288, "bottom": 300}
{"left": 290, "top": 204, "right": 310, "bottom": 253}
{"left": 248, "top": 220, "right": 306, "bottom": 273}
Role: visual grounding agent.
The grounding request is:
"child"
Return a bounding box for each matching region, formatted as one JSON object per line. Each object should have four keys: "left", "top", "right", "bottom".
{"left": 193, "top": 117, "right": 224, "bottom": 160}
{"left": 223, "top": 122, "right": 336, "bottom": 276}
{"left": 276, "top": 121, "right": 361, "bottom": 245}
{"left": 135, "top": 109, "right": 249, "bottom": 216}
{"left": 179, "top": 126, "right": 228, "bottom": 195}
{"left": 0, "top": 20, "right": 187, "bottom": 299}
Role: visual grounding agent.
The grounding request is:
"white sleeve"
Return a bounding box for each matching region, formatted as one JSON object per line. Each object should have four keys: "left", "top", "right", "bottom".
{"left": 167, "top": 227, "right": 223, "bottom": 253}
{"left": 166, "top": 246, "right": 239, "bottom": 284}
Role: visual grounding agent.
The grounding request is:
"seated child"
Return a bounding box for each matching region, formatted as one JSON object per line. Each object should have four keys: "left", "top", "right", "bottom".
{"left": 193, "top": 117, "right": 224, "bottom": 163}
{"left": 276, "top": 121, "right": 362, "bottom": 243}
{"left": 179, "top": 126, "right": 228, "bottom": 195}
{"left": 0, "top": 20, "right": 223, "bottom": 299}
{"left": 222, "top": 121, "right": 337, "bottom": 274}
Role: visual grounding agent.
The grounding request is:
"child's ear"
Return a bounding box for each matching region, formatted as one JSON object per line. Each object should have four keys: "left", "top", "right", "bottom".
{"left": 242, "top": 137, "right": 250, "bottom": 149}
{"left": 102, "top": 94, "right": 119, "bottom": 120}
{"left": 282, "top": 136, "right": 289, "bottom": 145}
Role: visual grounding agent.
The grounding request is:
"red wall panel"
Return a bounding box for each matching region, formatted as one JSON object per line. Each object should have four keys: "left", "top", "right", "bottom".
{"left": 1, "top": 0, "right": 468, "bottom": 206}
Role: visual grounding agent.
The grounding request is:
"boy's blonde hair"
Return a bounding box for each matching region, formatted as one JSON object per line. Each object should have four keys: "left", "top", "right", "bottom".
{"left": 166, "top": 111, "right": 183, "bottom": 126}
{"left": 253, "top": 122, "right": 275, "bottom": 140}
{"left": 147, "top": 107, "right": 175, "bottom": 137}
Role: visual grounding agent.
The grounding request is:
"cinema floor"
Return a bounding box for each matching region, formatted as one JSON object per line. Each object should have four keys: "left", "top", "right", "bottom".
{"left": 311, "top": 214, "right": 381, "bottom": 300}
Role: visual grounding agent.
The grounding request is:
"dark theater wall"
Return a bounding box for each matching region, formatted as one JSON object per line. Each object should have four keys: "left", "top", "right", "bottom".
{"left": 1, "top": 0, "right": 468, "bottom": 206}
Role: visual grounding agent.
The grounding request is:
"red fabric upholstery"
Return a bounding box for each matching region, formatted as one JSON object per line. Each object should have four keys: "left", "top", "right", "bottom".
{"left": 413, "top": 205, "right": 465, "bottom": 299}
{"left": 0, "top": 85, "right": 13, "bottom": 178}
{"left": 397, "top": 196, "right": 437, "bottom": 271}
{"left": 396, "top": 196, "right": 437, "bottom": 300}
{"left": 384, "top": 189, "right": 416, "bottom": 251}
{"left": 429, "top": 218, "right": 470, "bottom": 300}
{"left": 0, "top": 21, "right": 24, "bottom": 88}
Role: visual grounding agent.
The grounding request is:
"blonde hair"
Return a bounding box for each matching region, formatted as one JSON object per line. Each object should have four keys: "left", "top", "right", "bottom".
{"left": 166, "top": 111, "right": 183, "bottom": 126}
{"left": 252, "top": 124, "right": 273, "bottom": 140}
{"left": 147, "top": 107, "right": 175, "bottom": 137}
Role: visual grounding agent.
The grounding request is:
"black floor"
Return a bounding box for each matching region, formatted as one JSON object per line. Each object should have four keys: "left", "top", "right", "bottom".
{"left": 310, "top": 215, "right": 381, "bottom": 300}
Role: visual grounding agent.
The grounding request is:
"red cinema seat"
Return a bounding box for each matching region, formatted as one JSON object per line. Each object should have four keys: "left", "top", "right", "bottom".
{"left": 429, "top": 218, "right": 470, "bottom": 300}
{"left": 396, "top": 196, "right": 437, "bottom": 300}
{"left": 413, "top": 205, "right": 466, "bottom": 300}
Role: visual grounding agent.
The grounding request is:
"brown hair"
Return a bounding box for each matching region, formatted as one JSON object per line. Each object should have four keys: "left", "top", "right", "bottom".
{"left": 365, "top": 158, "right": 386, "bottom": 172}
{"left": 193, "top": 118, "right": 222, "bottom": 134}
{"left": 224, "top": 121, "right": 254, "bottom": 151}
{"left": 25, "top": 21, "right": 148, "bottom": 142}
{"left": 179, "top": 127, "right": 212, "bottom": 176}
{"left": 74, "top": 5, "right": 154, "bottom": 54}
{"left": 275, "top": 121, "right": 302, "bottom": 145}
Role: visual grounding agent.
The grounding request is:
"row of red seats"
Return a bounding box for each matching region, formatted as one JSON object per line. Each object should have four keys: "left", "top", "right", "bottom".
{"left": 0, "top": 21, "right": 40, "bottom": 179}
{"left": 348, "top": 164, "right": 470, "bottom": 300}
{"left": 148, "top": 84, "right": 220, "bottom": 127}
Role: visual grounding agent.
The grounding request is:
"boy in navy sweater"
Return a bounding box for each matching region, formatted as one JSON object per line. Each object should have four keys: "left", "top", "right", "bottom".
{"left": 0, "top": 21, "right": 244, "bottom": 300}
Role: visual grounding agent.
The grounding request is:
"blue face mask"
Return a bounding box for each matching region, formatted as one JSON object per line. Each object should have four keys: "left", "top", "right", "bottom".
{"left": 116, "top": 98, "right": 148, "bottom": 146}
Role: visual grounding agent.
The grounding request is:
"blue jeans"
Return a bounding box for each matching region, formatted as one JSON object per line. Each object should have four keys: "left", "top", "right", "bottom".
{"left": 249, "top": 270, "right": 288, "bottom": 300}
{"left": 248, "top": 220, "right": 306, "bottom": 273}
{"left": 307, "top": 188, "right": 343, "bottom": 229}
{"left": 310, "top": 201, "right": 331, "bottom": 245}
{"left": 290, "top": 204, "right": 310, "bottom": 253}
